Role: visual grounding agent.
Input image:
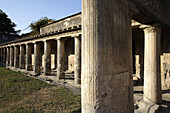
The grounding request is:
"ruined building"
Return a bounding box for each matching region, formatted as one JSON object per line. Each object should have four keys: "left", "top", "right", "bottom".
{"left": 0, "top": 0, "right": 170, "bottom": 112}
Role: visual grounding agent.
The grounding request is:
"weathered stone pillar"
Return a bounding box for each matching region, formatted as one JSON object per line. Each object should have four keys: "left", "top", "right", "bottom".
{"left": 0, "top": 48, "right": 1, "bottom": 62}
{"left": 33, "top": 42, "right": 41, "bottom": 74}
{"left": 26, "top": 43, "right": 32, "bottom": 71}
{"left": 143, "top": 26, "right": 162, "bottom": 103}
{"left": 135, "top": 55, "right": 141, "bottom": 79}
{"left": 1, "top": 48, "right": 3, "bottom": 63}
{"left": 3, "top": 47, "right": 6, "bottom": 64}
{"left": 82, "top": 0, "right": 134, "bottom": 113}
{"left": 6, "top": 47, "right": 10, "bottom": 66}
{"left": 57, "top": 39, "right": 65, "bottom": 81}
{"left": 19, "top": 45, "right": 25, "bottom": 69}
{"left": 14, "top": 45, "right": 19, "bottom": 68}
{"left": 0, "top": 48, "right": 3, "bottom": 63}
{"left": 74, "top": 36, "right": 81, "bottom": 84}
{"left": 10, "top": 46, "right": 14, "bottom": 67}
{"left": 44, "top": 40, "right": 51, "bottom": 76}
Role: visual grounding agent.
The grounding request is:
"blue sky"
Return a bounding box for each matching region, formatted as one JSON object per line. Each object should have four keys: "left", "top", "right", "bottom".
{"left": 0, "top": 0, "right": 81, "bottom": 34}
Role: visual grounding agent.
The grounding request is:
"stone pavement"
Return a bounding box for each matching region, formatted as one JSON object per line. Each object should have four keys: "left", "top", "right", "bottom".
{"left": 134, "top": 85, "right": 170, "bottom": 113}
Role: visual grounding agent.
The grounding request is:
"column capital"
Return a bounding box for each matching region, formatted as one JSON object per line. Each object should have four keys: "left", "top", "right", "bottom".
{"left": 71, "top": 34, "right": 81, "bottom": 38}
{"left": 140, "top": 25, "right": 161, "bottom": 34}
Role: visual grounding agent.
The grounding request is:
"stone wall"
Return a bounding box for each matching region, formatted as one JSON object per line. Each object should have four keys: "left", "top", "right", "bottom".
{"left": 40, "top": 13, "right": 81, "bottom": 34}
{"left": 161, "top": 28, "right": 170, "bottom": 89}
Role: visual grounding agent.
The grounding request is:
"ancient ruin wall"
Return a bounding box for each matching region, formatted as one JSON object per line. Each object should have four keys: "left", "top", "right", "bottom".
{"left": 40, "top": 13, "right": 81, "bottom": 34}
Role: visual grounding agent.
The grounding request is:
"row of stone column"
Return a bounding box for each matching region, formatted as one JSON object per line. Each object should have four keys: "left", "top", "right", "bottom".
{"left": 0, "top": 36, "right": 81, "bottom": 84}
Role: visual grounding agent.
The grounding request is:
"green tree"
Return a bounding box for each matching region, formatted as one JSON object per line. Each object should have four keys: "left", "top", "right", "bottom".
{"left": 0, "top": 9, "right": 19, "bottom": 35}
{"left": 29, "top": 17, "right": 54, "bottom": 35}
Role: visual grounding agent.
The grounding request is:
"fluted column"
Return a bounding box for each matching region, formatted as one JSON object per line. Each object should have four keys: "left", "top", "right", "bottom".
{"left": 82, "top": 0, "right": 133, "bottom": 113}
{"left": 26, "top": 43, "right": 32, "bottom": 71}
{"left": 19, "top": 45, "right": 25, "bottom": 69}
{"left": 57, "top": 39, "right": 65, "bottom": 81}
{"left": 143, "top": 26, "right": 162, "bottom": 103}
{"left": 14, "top": 45, "right": 19, "bottom": 68}
{"left": 10, "top": 46, "right": 14, "bottom": 67}
{"left": 74, "top": 36, "right": 81, "bottom": 84}
{"left": 6, "top": 47, "right": 10, "bottom": 66}
{"left": 33, "top": 42, "right": 41, "bottom": 74}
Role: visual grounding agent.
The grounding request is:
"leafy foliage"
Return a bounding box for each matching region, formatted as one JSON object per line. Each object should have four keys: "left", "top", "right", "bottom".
{"left": 0, "top": 9, "right": 19, "bottom": 35}
{"left": 30, "top": 17, "right": 54, "bottom": 35}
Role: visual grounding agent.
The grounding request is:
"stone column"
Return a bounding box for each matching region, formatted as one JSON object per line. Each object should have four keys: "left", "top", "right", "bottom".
{"left": 57, "top": 39, "right": 65, "bottom": 81}
{"left": 33, "top": 42, "right": 41, "bottom": 74}
{"left": 26, "top": 43, "right": 32, "bottom": 71}
{"left": 74, "top": 36, "right": 81, "bottom": 84}
{"left": 82, "top": 0, "right": 134, "bottom": 113}
{"left": 19, "top": 45, "right": 25, "bottom": 69}
{"left": 1, "top": 48, "right": 3, "bottom": 63}
{"left": 10, "top": 46, "right": 14, "bottom": 67}
{"left": 44, "top": 40, "right": 52, "bottom": 76}
{"left": 0, "top": 48, "right": 1, "bottom": 62}
{"left": 135, "top": 55, "right": 141, "bottom": 79}
{"left": 3, "top": 48, "right": 6, "bottom": 64}
{"left": 143, "top": 26, "right": 162, "bottom": 103}
{"left": 14, "top": 45, "right": 19, "bottom": 68}
{"left": 0, "top": 48, "right": 3, "bottom": 63}
{"left": 6, "top": 47, "right": 10, "bottom": 66}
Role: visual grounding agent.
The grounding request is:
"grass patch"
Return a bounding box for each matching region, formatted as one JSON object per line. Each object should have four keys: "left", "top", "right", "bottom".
{"left": 0, "top": 67, "right": 81, "bottom": 113}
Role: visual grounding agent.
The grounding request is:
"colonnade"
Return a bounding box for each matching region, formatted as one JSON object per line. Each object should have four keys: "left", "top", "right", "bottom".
{"left": 0, "top": 35, "right": 81, "bottom": 84}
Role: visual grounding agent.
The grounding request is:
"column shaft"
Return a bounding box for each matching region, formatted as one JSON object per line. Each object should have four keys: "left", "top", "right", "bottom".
{"left": 57, "top": 39, "right": 65, "bottom": 81}
{"left": 34, "top": 42, "right": 41, "bottom": 74}
{"left": 14, "top": 46, "right": 19, "bottom": 68}
{"left": 6, "top": 47, "right": 10, "bottom": 66}
{"left": 44, "top": 41, "right": 51, "bottom": 76}
{"left": 26, "top": 44, "right": 32, "bottom": 71}
{"left": 0, "top": 48, "right": 1, "bottom": 62}
{"left": 74, "top": 36, "right": 81, "bottom": 84}
{"left": 3, "top": 48, "right": 6, "bottom": 64}
{"left": 10, "top": 47, "right": 14, "bottom": 67}
{"left": 143, "top": 27, "right": 162, "bottom": 103}
{"left": 82, "top": 0, "right": 133, "bottom": 113}
{"left": 0, "top": 48, "right": 3, "bottom": 63}
{"left": 3, "top": 47, "right": 6, "bottom": 64}
{"left": 19, "top": 45, "right": 25, "bottom": 69}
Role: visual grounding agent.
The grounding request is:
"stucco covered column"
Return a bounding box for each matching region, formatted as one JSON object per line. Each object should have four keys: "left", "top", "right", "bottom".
{"left": 33, "top": 42, "right": 41, "bottom": 74}
{"left": 10, "top": 46, "right": 14, "bottom": 67}
{"left": 74, "top": 36, "right": 81, "bottom": 84}
{"left": 19, "top": 45, "right": 25, "bottom": 69}
{"left": 82, "top": 0, "right": 134, "bottom": 113}
{"left": 14, "top": 45, "right": 19, "bottom": 68}
{"left": 57, "top": 39, "right": 65, "bottom": 81}
{"left": 44, "top": 40, "right": 51, "bottom": 76}
{"left": 26, "top": 43, "right": 32, "bottom": 71}
{"left": 143, "top": 26, "right": 162, "bottom": 103}
{"left": 6, "top": 47, "right": 10, "bottom": 66}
